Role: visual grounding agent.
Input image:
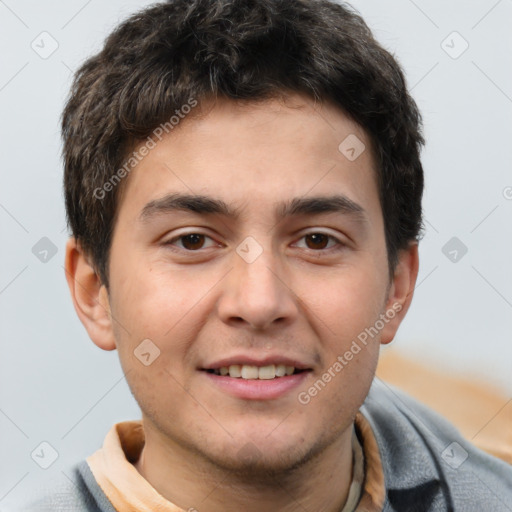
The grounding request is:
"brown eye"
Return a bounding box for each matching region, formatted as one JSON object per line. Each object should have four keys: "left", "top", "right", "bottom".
{"left": 304, "top": 233, "right": 330, "bottom": 250}
{"left": 180, "top": 234, "right": 206, "bottom": 250}
{"left": 293, "top": 232, "right": 345, "bottom": 253}
{"left": 165, "top": 233, "right": 217, "bottom": 251}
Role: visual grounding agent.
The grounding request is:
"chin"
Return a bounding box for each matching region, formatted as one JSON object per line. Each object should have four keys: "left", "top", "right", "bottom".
{"left": 201, "top": 427, "right": 336, "bottom": 480}
{"left": 204, "top": 444, "right": 313, "bottom": 479}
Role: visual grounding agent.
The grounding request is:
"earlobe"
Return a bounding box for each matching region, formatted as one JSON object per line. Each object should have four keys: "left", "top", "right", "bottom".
{"left": 380, "top": 243, "right": 419, "bottom": 345}
{"left": 64, "top": 237, "right": 116, "bottom": 351}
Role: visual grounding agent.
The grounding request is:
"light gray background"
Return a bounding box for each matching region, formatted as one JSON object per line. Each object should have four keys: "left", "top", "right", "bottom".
{"left": 1, "top": 0, "right": 511, "bottom": 505}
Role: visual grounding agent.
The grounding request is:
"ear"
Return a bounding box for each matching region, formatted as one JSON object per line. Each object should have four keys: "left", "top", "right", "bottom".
{"left": 380, "top": 242, "right": 419, "bottom": 345}
{"left": 64, "top": 237, "right": 116, "bottom": 351}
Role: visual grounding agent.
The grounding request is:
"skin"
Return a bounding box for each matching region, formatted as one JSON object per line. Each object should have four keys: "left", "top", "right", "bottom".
{"left": 65, "top": 93, "right": 419, "bottom": 512}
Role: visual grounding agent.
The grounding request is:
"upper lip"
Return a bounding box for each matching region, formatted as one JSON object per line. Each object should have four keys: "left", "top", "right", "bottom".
{"left": 202, "top": 355, "right": 312, "bottom": 371}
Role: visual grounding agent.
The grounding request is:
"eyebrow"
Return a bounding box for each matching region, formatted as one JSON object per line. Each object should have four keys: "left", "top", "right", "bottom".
{"left": 139, "top": 193, "right": 368, "bottom": 225}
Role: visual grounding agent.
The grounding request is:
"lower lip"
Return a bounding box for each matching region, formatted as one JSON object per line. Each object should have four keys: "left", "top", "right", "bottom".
{"left": 202, "top": 371, "right": 310, "bottom": 400}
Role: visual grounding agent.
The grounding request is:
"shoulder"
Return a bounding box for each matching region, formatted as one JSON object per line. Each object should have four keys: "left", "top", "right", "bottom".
{"left": 362, "top": 379, "right": 512, "bottom": 511}
{"left": 2, "top": 461, "right": 116, "bottom": 512}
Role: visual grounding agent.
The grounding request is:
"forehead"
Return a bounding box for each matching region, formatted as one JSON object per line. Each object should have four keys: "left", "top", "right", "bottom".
{"left": 115, "top": 93, "right": 380, "bottom": 225}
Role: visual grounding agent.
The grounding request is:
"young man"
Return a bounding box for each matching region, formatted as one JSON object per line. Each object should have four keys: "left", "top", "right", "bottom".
{"left": 19, "top": 0, "right": 512, "bottom": 510}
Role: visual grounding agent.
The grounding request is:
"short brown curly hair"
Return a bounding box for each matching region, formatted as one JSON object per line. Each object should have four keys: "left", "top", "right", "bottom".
{"left": 62, "top": 0, "right": 424, "bottom": 289}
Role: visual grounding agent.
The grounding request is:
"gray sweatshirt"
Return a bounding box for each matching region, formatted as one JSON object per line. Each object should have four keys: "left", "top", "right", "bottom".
{"left": 6, "top": 380, "right": 512, "bottom": 511}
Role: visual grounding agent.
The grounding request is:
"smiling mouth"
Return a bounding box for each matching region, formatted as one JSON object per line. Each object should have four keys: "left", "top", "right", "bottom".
{"left": 204, "top": 364, "right": 308, "bottom": 380}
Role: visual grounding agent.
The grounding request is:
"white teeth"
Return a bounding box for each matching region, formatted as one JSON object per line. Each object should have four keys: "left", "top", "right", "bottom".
{"left": 258, "top": 365, "right": 276, "bottom": 380}
{"left": 275, "top": 364, "right": 286, "bottom": 377}
{"left": 228, "top": 364, "right": 241, "bottom": 378}
{"left": 241, "top": 365, "right": 259, "bottom": 379}
{"left": 215, "top": 364, "right": 299, "bottom": 379}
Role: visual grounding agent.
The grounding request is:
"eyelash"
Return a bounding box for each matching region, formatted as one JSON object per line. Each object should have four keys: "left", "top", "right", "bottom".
{"left": 163, "top": 232, "right": 346, "bottom": 253}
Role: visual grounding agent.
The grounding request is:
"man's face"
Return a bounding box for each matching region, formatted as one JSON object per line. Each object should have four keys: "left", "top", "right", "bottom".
{"left": 102, "top": 94, "right": 398, "bottom": 472}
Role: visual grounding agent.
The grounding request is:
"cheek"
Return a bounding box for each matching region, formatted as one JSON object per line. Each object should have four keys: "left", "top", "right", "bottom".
{"left": 112, "top": 257, "right": 194, "bottom": 335}
{"left": 110, "top": 257, "right": 221, "bottom": 383}
{"left": 305, "top": 263, "right": 387, "bottom": 340}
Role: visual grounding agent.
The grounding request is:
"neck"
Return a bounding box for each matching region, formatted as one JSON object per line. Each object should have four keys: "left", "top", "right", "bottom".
{"left": 133, "top": 422, "right": 355, "bottom": 512}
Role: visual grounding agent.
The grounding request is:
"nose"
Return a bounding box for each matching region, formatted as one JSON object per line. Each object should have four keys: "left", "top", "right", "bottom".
{"left": 217, "top": 246, "right": 299, "bottom": 330}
